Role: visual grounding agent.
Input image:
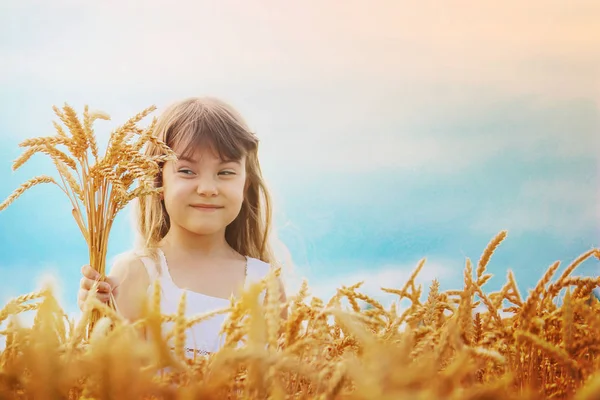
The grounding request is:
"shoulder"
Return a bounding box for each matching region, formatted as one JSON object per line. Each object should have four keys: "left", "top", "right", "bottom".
{"left": 108, "top": 250, "right": 153, "bottom": 286}
{"left": 107, "top": 250, "right": 155, "bottom": 322}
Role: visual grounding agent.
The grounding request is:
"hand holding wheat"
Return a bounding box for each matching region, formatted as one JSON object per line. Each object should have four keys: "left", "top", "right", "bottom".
{"left": 78, "top": 264, "right": 120, "bottom": 310}
{"left": 0, "top": 103, "right": 176, "bottom": 331}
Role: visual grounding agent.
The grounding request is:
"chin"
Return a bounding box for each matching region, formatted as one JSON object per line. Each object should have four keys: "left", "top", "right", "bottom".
{"left": 185, "top": 223, "right": 227, "bottom": 236}
{"left": 177, "top": 213, "right": 238, "bottom": 236}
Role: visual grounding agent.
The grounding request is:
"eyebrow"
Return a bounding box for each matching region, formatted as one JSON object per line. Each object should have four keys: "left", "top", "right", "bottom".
{"left": 175, "top": 155, "right": 241, "bottom": 165}
{"left": 175, "top": 155, "right": 198, "bottom": 164}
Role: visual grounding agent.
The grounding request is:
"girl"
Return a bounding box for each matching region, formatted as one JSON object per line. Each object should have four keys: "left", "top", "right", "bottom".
{"left": 77, "top": 97, "right": 286, "bottom": 356}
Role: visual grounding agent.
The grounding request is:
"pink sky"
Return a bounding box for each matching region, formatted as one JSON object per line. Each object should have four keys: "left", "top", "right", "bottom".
{"left": 2, "top": 0, "right": 598, "bottom": 100}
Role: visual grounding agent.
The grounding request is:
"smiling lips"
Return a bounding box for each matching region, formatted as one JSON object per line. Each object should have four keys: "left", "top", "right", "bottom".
{"left": 190, "top": 203, "right": 224, "bottom": 211}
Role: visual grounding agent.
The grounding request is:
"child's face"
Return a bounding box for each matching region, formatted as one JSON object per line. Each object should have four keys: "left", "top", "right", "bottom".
{"left": 161, "top": 146, "right": 247, "bottom": 237}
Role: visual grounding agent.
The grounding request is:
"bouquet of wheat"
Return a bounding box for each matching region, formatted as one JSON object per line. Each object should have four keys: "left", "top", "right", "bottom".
{"left": 0, "top": 103, "right": 175, "bottom": 333}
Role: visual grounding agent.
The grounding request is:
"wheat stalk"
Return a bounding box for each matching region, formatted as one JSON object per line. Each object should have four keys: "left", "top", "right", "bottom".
{"left": 0, "top": 103, "right": 176, "bottom": 334}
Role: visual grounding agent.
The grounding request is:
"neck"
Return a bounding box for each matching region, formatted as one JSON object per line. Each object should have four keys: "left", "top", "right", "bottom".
{"left": 161, "top": 225, "right": 231, "bottom": 258}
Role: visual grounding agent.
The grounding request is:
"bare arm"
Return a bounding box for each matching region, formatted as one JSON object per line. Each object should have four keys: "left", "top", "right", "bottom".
{"left": 79, "top": 255, "right": 151, "bottom": 323}
{"left": 108, "top": 256, "right": 151, "bottom": 323}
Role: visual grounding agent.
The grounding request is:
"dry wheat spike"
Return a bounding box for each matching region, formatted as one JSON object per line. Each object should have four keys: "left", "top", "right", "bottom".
{"left": 0, "top": 103, "right": 176, "bottom": 331}
{"left": 1, "top": 237, "right": 600, "bottom": 399}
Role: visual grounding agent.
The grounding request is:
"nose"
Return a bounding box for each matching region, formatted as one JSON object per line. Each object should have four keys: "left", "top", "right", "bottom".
{"left": 196, "top": 176, "right": 218, "bottom": 197}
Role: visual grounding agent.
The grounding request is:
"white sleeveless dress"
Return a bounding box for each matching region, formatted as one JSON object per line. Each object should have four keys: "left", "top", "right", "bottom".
{"left": 138, "top": 249, "right": 271, "bottom": 356}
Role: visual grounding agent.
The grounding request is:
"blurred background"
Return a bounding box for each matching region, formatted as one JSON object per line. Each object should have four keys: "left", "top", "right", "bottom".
{"left": 0, "top": 0, "right": 599, "bottom": 318}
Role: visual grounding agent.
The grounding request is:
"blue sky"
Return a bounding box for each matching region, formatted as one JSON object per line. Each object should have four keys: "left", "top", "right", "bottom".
{"left": 0, "top": 1, "right": 599, "bottom": 316}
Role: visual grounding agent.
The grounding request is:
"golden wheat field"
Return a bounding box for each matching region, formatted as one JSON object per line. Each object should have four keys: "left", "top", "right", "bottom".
{"left": 1, "top": 105, "right": 600, "bottom": 399}
{"left": 1, "top": 232, "right": 600, "bottom": 400}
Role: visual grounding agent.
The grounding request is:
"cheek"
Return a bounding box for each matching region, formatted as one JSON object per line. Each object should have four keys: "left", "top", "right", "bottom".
{"left": 223, "top": 179, "right": 246, "bottom": 205}
{"left": 162, "top": 179, "right": 193, "bottom": 205}
{"left": 234, "top": 177, "right": 248, "bottom": 200}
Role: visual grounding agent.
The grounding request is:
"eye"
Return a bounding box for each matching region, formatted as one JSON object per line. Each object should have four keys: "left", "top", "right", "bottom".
{"left": 219, "top": 170, "right": 236, "bottom": 176}
{"left": 177, "top": 168, "right": 195, "bottom": 175}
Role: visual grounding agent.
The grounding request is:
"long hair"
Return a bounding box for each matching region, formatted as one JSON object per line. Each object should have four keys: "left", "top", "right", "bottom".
{"left": 134, "top": 97, "right": 274, "bottom": 264}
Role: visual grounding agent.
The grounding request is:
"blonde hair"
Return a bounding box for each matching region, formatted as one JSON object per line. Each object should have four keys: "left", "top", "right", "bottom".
{"left": 134, "top": 97, "right": 275, "bottom": 264}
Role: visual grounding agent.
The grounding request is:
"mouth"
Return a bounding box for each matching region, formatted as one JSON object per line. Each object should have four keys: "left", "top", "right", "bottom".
{"left": 190, "top": 204, "right": 224, "bottom": 210}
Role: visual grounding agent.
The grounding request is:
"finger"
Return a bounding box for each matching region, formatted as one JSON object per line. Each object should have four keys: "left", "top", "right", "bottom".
{"left": 96, "top": 293, "right": 111, "bottom": 303}
{"left": 106, "top": 276, "right": 119, "bottom": 287}
{"left": 80, "top": 277, "right": 111, "bottom": 293}
{"left": 78, "top": 288, "right": 88, "bottom": 303}
{"left": 107, "top": 276, "right": 120, "bottom": 293}
{"left": 78, "top": 288, "right": 111, "bottom": 305}
{"left": 80, "top": 277, "right": 92, "bottom": 291}
{"left": 77, "top": 289, "right": 89, "bottom": 311}
{"left": 81, "top": 265, "right": 100, "bottom": 280}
